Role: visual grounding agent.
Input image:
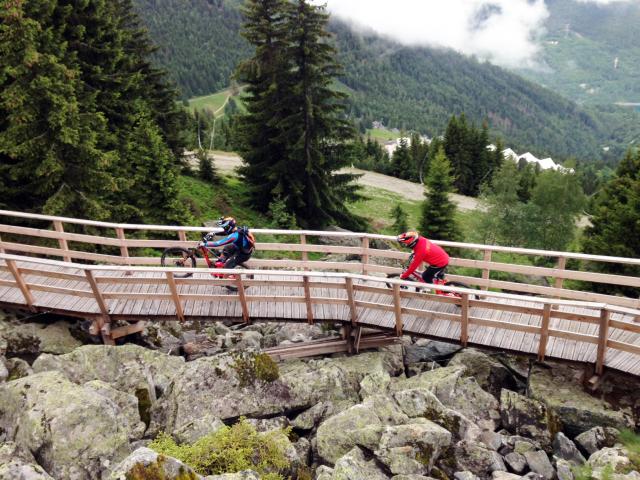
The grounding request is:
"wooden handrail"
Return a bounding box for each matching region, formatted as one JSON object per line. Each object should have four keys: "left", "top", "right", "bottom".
{"left": 2, "top": 209, "right": 639, "bottom": 265}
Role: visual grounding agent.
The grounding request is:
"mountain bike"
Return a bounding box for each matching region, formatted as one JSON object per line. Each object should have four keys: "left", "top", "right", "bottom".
{"left": 386, "top": 254, "right": 479, "bottom": 300}
{"left": 160, "top": 234, "right": 254, "bottom": 291}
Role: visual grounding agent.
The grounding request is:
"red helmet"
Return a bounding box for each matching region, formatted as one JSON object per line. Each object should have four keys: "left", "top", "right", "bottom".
{"left": 397, "top": 231, "right": 419, "bottom": 249}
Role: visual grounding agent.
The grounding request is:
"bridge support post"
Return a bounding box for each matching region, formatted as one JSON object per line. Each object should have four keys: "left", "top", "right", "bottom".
{"left": 460, "top": 293, "right": 469, "bottom": 347}
{"left": 345, "top": 277, "right": 358, "bottom": 327}
{"left": 303, "top": 276, "right": 314, "bottom": 324}
{"left": 166, "top": 271, "right": 185, "bottom": 323}
{"left": 53, "top": 220, "right": 71, "bottom": 263}
{"left": 236, "top": 275, "right": 250, "bottom": 324}
{"left": 392, "top": 284, "right": 403, "bottom": 337}
{"left": 84, "top": 269, "right": 114, "bottom": 345}
{"left": 537, "top": 304, "right": 552, "bottom": 361}
{"left": 6, "top": 259, "right": 35, "bottom": 312}
{"left": 596, "top": 308, "right": 610, "bottom": 375}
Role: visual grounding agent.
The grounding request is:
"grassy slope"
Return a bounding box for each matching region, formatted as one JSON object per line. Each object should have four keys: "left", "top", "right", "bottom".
{"left": 366, "top": 128, "right": 400, "bottom": 143}
{"left": 178, "top": 173, "right": 577, "bottom": 288}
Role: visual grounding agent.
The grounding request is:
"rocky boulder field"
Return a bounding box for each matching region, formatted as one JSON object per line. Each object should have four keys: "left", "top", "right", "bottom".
{"left": 1, "top": 311, "right": 639, "bottom": 480}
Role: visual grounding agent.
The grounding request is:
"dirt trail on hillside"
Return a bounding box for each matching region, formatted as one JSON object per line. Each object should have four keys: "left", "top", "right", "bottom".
{"left": 212, "top": 153, "right": 480, "bottom": 211}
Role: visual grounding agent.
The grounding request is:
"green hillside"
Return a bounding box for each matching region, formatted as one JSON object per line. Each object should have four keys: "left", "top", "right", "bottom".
{"left": 517, "top": 0, "right": 640, "bottom": 105}
{"left": 132, "top": 0, "right": 640, "bottom": 162}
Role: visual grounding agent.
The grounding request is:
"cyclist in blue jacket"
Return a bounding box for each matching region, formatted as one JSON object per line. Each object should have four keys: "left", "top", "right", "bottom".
{"left": 199, "top": 217, "right": 255, "bottom": 269}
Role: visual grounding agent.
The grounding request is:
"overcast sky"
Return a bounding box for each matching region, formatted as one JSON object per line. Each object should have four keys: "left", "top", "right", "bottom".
{"left": 318, "top": 0, "right": 636, "bottom": 69}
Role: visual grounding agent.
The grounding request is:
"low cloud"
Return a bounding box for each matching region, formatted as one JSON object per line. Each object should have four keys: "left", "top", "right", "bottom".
{"left": 575, "top": 0, "right": 636, "bottom": 3}
{"left": 319, "top": 0, "right": 551, "bottom": 69}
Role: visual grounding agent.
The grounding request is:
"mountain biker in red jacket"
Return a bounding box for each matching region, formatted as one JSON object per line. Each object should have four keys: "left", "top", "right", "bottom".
{"left": 397, "top": 231, "right": 450, "bottom": 284}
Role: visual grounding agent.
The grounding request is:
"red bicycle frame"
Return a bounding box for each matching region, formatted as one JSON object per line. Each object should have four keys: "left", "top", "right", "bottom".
{"left": 198, "top": 245, "right": 235, "bottom": 279}
{"left": 401, "top": 270, "right": 458, "bottom": 297}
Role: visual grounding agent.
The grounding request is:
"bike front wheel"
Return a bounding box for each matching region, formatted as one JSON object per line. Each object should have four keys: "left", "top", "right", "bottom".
{"left": 161, "top": 248, "right": 196, "bottom": 278}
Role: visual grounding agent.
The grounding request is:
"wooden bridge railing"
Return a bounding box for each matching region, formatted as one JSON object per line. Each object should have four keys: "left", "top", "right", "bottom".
{"left": 1, "top": 251, "right": 639, "bottom": 375}
{"left": 1, "top": 209, "right": 639, "bottom": 310}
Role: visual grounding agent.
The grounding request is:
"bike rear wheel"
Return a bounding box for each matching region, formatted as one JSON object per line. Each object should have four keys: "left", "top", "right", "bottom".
{"left": 161, "top": 248, "right": 196, "bottom": 278}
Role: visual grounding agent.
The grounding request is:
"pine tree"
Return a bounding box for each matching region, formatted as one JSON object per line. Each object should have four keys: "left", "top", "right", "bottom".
{"left": 237, "top": 0, "right": 364, "bottom": 229}
{"left": 419, "top": 148, "right": 460, "bottom": 241}
{"left": 391, "top": 138, "right": 412, "bottom": 179}
{"left": 390, "top": 204, "right": 408, "bottom": 233}
{"left": 583, "top": 150, "right": 640, "bottom": 296}
{"left": 0, "top": 0, "right": 114, "bottom": 218}
{"left": 197, "top": 149, "right": 218, "bottom": 183}
{"left": 235, "top": 0, "right": 290, "bottom": 211}
{"left": 0, "top": 0, "right": 187, "bottom": 223}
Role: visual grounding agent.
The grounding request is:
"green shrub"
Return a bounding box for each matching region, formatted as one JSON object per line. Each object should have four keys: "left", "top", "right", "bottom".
{"left": 232, "top": 352, "right": 280, "bottom": 387}
{"left": 572, "top": 464, "right": 593, "bottom": 480}
{"left": 149, "top": 418, "right": 291, "bottom": 480}
{"left": 620, "top": 429, "right": 640, "bottom": 471}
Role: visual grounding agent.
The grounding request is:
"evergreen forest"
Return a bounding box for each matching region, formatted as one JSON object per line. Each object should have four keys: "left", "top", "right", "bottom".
{"left": 131, "top": 0, "right": 640, "bottom": 163}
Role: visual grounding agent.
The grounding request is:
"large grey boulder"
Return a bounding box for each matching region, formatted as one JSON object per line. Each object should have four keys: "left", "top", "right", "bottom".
{"left": 504, "top": 452, "right": 528, "bottom": 474}
{"left": 291, "top": 400, "right": 356, "bottom": 431}
{"left": 0, "top": 319, "right": 81, "bottom": 356}
{"left": 552, "top": 433, "right": 586, "bottom": 466}
{"left": 316, "top": 404, "right": 385, "bottom": 464}
{"left": 528, "top": 365, "right": 633, "bottom": 437}
{"left": 109, "top": 447, "right": 202, "bottom": 479}
{"left": 33, "top": 344, "right": 184, "bottom": 404}
{"left": 151, "top": 350, "right": 401, "bottom": 443}
{"left": 331, "top": 447, "right": 389, "bottom": 480}
{"left": 454, "top": 441, "right": 507, "bottom": 477}
{"left": 555, "top": 459, "right": 574, "bottom": 480}
{"left": 404, "top": 340, "right": 462, "bottom": 364}
{"left": 449, "top": 349, "right": 515, "bottom": 397}
{"left": 390, "top": 366, "right": 500, "bottom": 431}
{"left": 3, "top": 357, "right": 32, "bottom": 380}
{"left": 587, "top": 446, "right": 637, "bottom": 475}
{"left": 375, "top": 421, "right": 452, "bottom": 475}
{"left": 492, "top": 473, "right": 523, "bottom": 480}
{"left": 392, "top": 388, "right": 481, "bottom": 442}
{"left": 574, "top": 427, "right": 620, "bottom": 456}
{"left": 500, "top": 389, "right": 557, "bottom": 450}
{"left": 523, "top": 451, "right": 555, "bottom": 480}
{"left": 0, "top": 442, "right": 55, "bottom": 480}
{"left": 0, "top": 371, "right": 142, "bottom": 480}
{"left": 140, "top": 322, "right": 183, "bottom": 355}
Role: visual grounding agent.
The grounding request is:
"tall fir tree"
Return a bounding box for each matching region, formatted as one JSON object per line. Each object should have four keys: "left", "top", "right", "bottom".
{"left": 0, "top": 0, "right": 187, "bottom": 223}
{"left": 582, "top": 150, "right": 640, "bottom": 296}
{"left": 391, "top": 137, "right": 412, "bottom": 179}
{"left": 419, "top": 147, "right": 460, "bottom": 241}
{"left": 0, "top": 0, "right": 115, "bottom": 218}
{"left": 237, "top": 0, "right": 364, "bottom": 228}
{"left": 235, "top": 0, "right": 290, "bottom": 212}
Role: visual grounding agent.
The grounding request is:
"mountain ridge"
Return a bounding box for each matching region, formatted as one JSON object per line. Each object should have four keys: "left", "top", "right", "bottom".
{"left": 132, "top": 0, "right": 639, "bottom": 162}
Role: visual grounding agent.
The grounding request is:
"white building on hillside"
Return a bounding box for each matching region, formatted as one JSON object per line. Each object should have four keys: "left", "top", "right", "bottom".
{"left": 384, "top": 136, "right": 431, "bottom": 157}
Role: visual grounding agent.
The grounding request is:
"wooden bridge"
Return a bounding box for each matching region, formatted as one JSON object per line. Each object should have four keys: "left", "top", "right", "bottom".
{"left": 0, "top": 210, "right": 639, "bottom": 377}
